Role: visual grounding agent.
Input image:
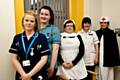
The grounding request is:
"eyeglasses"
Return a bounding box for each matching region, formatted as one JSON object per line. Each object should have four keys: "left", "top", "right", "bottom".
{"left": 66, "top": 24, "right": 74, "bottom": 27}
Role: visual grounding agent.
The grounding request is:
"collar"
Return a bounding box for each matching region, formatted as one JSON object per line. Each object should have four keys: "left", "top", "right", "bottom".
{"left": 99, "top": 27, "right": 110, "bottom": 32}
{"left": 81, "top": 29, "right": 91, "bottom": 34}
{"left": 40, "top": 23, "right": 52, "bottom": 29}
{"left": 22, "top": 31, "right": 37, "bottom": 37}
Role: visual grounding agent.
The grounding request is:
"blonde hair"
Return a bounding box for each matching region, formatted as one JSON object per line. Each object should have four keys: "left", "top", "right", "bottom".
{"left": 22, "top": 10, "right": 38, "bottom": 31}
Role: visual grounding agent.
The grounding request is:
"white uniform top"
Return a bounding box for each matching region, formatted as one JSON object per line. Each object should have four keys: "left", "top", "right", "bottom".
{"left": 56, "top": 32, "right": 87, "bottom": 79}
{"left": 78, "top": 29, "right": 99, "bottom": 66}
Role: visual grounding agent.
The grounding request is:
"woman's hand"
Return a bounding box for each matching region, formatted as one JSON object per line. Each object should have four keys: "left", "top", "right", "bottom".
{"left": 19, "top": 73, "right": 32, "bottom": 80}
{"left": 62, "top": 62, "right": 73, "bottom": 69}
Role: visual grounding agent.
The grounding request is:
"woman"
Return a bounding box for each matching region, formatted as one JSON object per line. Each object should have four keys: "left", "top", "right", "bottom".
{"left": 38, "top": 6, "right": 61, "bottom": 79}
{"left": 96, "top": 16, "right": 120, "bottom": 80}
{"left": 9, "top": 11, "right": 50, "bottom": 80}
{"left": 57, "top": 19, "right": 87, "bottom": 80}
{"left": 78, "top": 17, "right": 99, "bottom": 80}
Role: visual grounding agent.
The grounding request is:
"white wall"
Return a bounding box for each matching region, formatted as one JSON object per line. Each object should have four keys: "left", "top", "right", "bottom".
{"left": 102, "top": 0, "right": 120, "bottom": 30}
{"left": 0, "top": 0, "right": 15, "bottom": 80}
{"left": 84, "top": 0, "right": 120, "bottom": 30}
{"left": 84, "top": 0, "right": 102, "bottom": 30}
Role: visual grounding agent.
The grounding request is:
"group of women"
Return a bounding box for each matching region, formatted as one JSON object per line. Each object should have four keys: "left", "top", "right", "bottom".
{"left": 9, "top": 5, "right": 120, "bottom": 80}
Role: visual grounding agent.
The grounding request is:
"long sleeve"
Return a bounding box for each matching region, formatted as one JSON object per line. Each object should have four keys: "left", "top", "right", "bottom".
{"left": 72, "top": 35, "right": 84, "bottom": 65}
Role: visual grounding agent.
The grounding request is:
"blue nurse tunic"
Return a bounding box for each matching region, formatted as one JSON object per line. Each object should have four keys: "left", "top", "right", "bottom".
{"left": 40, "top": 24, "right": 61, "bottom": 68}
{"left": 9, "top": 32, "right": 50, "bottom": 80}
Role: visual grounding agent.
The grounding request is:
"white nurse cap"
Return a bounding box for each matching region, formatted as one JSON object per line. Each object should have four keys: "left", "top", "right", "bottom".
{"left": 100, "top": 16, "right": 109, "bottom": 22}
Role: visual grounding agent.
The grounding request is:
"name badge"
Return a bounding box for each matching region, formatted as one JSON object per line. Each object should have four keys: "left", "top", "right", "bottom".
{"left": 22, "top": 60, "right": 30, "bottom": 66}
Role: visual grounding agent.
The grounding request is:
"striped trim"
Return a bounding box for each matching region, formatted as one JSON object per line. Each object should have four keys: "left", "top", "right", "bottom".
{"left": 10, "top": 48, "right": 18, "bottom": 51}
{"left": 53, "top": 42, "right": 60, "bottom": 44}
{"left": 41, "top": 49, "right": 50, "bottom": 53}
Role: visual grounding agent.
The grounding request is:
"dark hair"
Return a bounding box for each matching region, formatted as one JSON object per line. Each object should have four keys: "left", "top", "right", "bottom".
{"left": 63, "top": 20, "right": 75, "bottom": 30}
{"left": 107, "top": 22, "right": 110, "bottom": 25}
{"left": 82, "top": 17, "right": 91, "bottom": 28}
{"left": 39, "top": 6, "right": 54, "bottom": 24}
{"left": 22, "top": 10, "right": 38, "bottom": 31}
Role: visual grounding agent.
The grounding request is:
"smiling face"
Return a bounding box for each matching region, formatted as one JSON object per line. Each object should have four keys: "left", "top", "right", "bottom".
{"left": 39, "top": 9, "right": 51, "bottom": 24}
{"left": 100, "top": 22, "right": 109, "bottom": 29}
{"left": 23, "top": 14, "right": 36, "bottom": 32}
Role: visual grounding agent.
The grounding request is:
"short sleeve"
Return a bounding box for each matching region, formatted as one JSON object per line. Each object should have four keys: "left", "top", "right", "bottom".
{"left": 51, "top": 27, "right": 61, "bottom": 44}
{"left": 9, "top": 35, "right": 20, "bottom": 54}
{"left": 40, "top": 34, "right": 50, "bottom": 56}
{"left": 93, "top": 31, "right": 99, "bottom": 44}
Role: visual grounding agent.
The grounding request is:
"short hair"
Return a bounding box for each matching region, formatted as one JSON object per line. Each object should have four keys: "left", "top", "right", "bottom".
{"left": 39, "top": 6, "right": 54, "bottom": 24}
{"left": 82, "top": 17, "right": 91, "bottom": 27}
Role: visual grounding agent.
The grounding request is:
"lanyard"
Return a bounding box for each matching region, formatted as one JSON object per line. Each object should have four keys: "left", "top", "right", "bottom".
{"left": 21, "top": 32, "right": 38, "bottom": 59}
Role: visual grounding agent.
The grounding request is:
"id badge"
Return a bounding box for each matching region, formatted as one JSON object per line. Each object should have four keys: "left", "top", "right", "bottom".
{"left": 22, "top": 60, "right": 30, "bottom": 66}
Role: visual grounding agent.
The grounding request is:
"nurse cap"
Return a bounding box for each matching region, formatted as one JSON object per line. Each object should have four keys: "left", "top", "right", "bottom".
{"left": 100, "top": 16, "right": 109, "bottom": 22}
{"left": 63, "top": 19, "right": 75, "bottom": 25}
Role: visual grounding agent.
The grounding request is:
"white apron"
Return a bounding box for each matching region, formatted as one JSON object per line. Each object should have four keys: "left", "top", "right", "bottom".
{"left": 56, "top": 32, "right": 87, "bottom": 79}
